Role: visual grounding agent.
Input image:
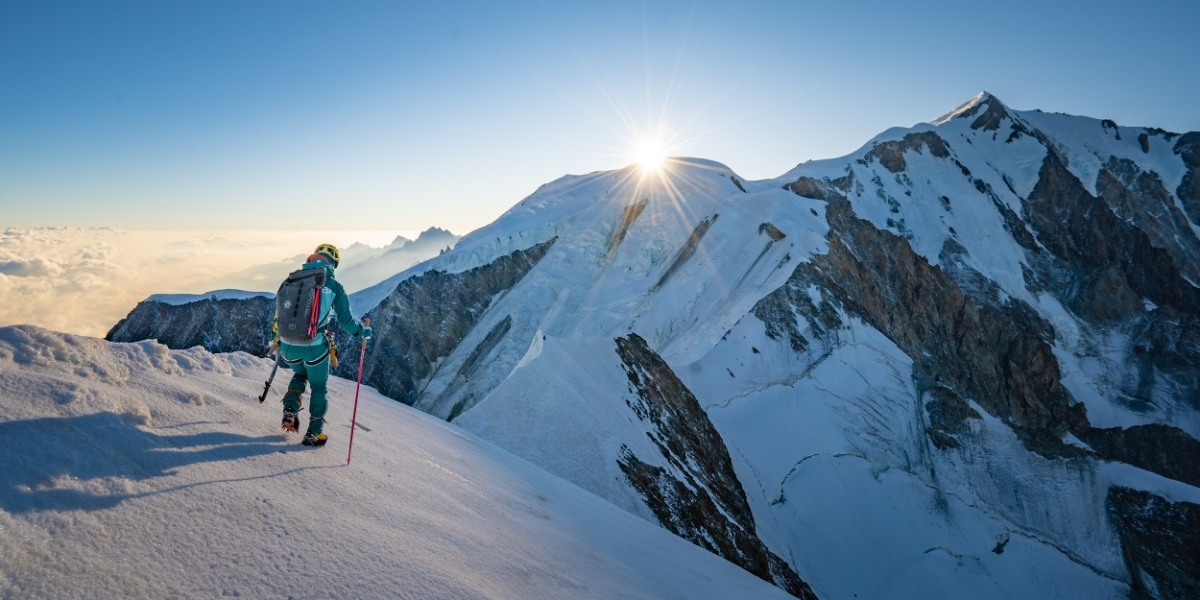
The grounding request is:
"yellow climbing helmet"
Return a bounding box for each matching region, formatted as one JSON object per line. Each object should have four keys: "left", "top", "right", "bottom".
{"left": 314, "top": 243, "right": 341, "bottom": 267}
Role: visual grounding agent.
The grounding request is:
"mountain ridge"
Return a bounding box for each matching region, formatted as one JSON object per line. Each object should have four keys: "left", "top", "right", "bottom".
{"left": 104, "top": 92, "right": 1200, "bottom": 599}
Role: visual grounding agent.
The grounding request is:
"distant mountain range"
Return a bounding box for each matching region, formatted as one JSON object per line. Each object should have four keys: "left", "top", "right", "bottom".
{"left": 108, "top": 93, "right": 1200, "bottom": 600}
{"left": 334, "top": 227, "right": 459, "bottom": 292}
{"left": 108, "top": 227, "right": 459, "bottom": 356}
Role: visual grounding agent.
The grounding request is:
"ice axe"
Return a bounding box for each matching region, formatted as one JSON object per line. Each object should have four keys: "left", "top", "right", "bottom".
{"left": 258, "top": 339, "right": 281, "bottom": 403}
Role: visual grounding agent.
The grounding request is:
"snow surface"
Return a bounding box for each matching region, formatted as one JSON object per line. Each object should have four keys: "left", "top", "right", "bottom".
{"left": 0, "top": 325, "right": 793, "bottom": 599}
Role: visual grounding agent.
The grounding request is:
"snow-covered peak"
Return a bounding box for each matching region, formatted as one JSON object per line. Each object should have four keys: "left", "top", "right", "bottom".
{"left": 931, "top": 90, "right": 1001, "bottom": 125}
{"left": 371, "top": 156, "right": 750, "bottom": 283}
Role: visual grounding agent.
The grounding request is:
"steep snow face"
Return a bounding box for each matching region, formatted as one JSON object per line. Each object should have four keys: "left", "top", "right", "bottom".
{"left": 0, "top": 325, "right": 795, "bottom": 600}
{"left": 414, "top": 157, "right": 828, "bottom": 420}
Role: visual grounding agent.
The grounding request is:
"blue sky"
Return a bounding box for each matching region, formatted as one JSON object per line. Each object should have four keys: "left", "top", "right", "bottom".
{"left": 2, "top": 0, "right": 1198, "bottom": 234}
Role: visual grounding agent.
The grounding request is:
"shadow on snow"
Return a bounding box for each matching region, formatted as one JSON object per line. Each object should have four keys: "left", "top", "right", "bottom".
{"left": 0, "top": 411, "right": 321, "bottom": 513}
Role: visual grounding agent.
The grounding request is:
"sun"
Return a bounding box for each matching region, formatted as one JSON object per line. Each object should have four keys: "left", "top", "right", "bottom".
{"left": 631, "top": 131, "right": 670, "bottom": 173}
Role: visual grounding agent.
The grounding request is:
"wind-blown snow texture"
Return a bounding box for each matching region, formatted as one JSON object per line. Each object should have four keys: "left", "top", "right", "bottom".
{"left": 102, "top": 92, "right": 1200, "bottom": 599}
{"left": 0, "top": 325, "right": 793, "bottom": 599}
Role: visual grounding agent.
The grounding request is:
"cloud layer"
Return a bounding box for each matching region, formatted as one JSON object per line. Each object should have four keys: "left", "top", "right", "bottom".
{"left": 0, "top": 228, "right": 405, "bottom": 337}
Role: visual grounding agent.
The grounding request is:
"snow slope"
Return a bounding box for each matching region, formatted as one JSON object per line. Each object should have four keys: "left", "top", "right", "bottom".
{"left": 0, "top": 324, "right": 793, "bottom": 599}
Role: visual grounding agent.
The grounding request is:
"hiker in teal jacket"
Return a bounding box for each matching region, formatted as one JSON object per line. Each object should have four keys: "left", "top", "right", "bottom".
{"left": 278, "top": 243, "right": 371, "bottom": 447}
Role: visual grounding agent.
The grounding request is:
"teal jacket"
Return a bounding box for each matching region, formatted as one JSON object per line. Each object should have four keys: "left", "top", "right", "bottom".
{"left": 280, "top": 259, "right": 365, "bottom": 346}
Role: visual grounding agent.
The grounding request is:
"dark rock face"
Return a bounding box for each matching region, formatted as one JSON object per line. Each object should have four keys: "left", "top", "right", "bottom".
{"left": 1083, "top": 425, "right": 1200, "bottom": 488}
{"left": 1027, "top": 150, "right": 1200, "bottom": 315}
{"left": 106, "top": 240, "right": 556, "bottom": 412}
{"left": 1175, "top": 132, "right": 1200, "bottom": 225}
{"left": 1023, "top": 144, "right": 1200, "bottom": 437}
{"left": 752, "top": 266, "right": 843, "bottom": 355}
{"left": 1097, "top": 157, "right": 1200, "bottom": 283}
{"left": 968, "top": 95, "right": 1010, "bottom": 131}
{"left": 614, "top": 334, "right": 817, "bottom": 600}
{"left": 1127, "top": 306, "right": 1200, "bottom": 408}
{"left": 106, "top": 296, "right": 274, "bottom": 355}
{"left": 1107, "top": 487, "right": 1200, "bottom": 600}
{"left": 784, "top": 176, "right": 831, "bottom": 200}
{"left": 333, "top": 240, "right": 555, "bottom": 404}
{"left": 759, "top": 222, "right": 787, "bottom": 241}
{"left": 444, "top": 315, "right": 513, "bottom": 421}
{"left": 796, "top": 194, "right": 1086, "bottom": 450}
{"left": 923, "top": 384, "right": 982, "bottom": 450}
{"left": 863, "top": 131, "right": 950, "bottom": 173}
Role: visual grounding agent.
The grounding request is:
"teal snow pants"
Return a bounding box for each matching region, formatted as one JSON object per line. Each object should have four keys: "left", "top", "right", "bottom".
{"left": 280, "top": 341, "right": 331, "bottom": 436}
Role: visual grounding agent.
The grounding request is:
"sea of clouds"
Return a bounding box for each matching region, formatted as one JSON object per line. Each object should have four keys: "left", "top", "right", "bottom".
{"left": 0, "top": 227, "right": 401, "bottom": 337}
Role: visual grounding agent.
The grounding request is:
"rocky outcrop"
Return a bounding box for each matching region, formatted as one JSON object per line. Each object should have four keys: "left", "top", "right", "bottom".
{"left": 797, "top": 193, "right": 1087, "bottom": 451}
{"left": 1127, "top": 306, "right": 1200, "bottom": 407}
{"left": 443, "top": 315, "right": 513, "bottom": 421}
{"left": 1097, "top": 157, "right": 1200, "bottom": 283}
{"left": 334, "top": 240, "right": 555, "bottom": 404}
{"left": 1107, "top": 487, "right": 1200, "bottom": 600}
{"left": 614, "top": 334, "right": 817, "bottom": 600}
{"left": 863, "top": 131, "right": 950, "bottom": 173}
{"left": 1174, "top": 132, "right": 1200, "bottom": 225}
{"left": 651, "top": 213, "right": 719, "bottom": 292}
{"left": 1083, "top": 425, "right": 1200, "bottom": 488}
{"left": 777, "top": 171, "right": 1091, "bottom": 454}
{"left": 1026, "top": 148, "right": 1200, "bottom": 315}
{"left": 967, "top": 95, "right": 1010, "bottom": 131}
{"left": 106, "top": 295, "right": 274, "bottom": 355}
{"left": 922, "top": 383, "right": 982, "bottom": 451}
{"left": 752, "top": 267, "right": 842, "bottom": 355}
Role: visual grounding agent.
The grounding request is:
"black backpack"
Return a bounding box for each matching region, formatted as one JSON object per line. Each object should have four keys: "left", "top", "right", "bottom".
{"left": 275, "top": 268, "right": 332, "bottom": 344}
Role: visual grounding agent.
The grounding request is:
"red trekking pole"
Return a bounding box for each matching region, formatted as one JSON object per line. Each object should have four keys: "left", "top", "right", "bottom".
{"left": 346, "top": 317, "right": 370, "bottom": 466}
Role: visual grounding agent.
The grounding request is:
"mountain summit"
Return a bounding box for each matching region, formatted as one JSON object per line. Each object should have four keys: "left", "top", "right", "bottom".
{"left": 104, "top": 93, "right": 1200, "bottom": 599}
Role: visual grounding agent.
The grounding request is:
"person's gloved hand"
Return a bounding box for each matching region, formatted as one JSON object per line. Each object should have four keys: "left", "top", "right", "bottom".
{"left": 358, "top": 324, "right": 373, "bottom": 339}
